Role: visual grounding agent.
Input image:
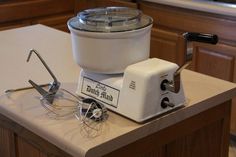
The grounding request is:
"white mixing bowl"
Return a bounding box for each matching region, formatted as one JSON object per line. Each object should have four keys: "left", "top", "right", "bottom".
{"left": 68, "top": 7, "right": 153, "bottom": 74}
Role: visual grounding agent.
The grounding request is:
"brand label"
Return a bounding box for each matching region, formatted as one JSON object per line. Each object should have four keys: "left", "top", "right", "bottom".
{"left": 81, "top": 77, "right": 120, "bottom": 108}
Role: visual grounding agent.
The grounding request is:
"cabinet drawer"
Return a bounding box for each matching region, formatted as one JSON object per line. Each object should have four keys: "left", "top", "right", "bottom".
{"left": 0, "top": 0, "right": 74, "bottom": 23}
{"left": 139, "top": 1, "right": 236, "bottom": 43}
{"left": 95, "top": 0, "right": 137, "bottom": 8}
{"left": 31, "top": 13, "right": 74, "bottom": 32}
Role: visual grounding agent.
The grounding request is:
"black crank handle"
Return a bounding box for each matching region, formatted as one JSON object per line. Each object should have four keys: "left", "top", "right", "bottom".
{"left": 183, "top": 32, "right": 218, "bottom": 44}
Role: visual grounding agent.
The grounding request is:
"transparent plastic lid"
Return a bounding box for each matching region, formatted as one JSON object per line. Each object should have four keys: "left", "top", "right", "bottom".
{"left": 68, "top": 7, "right": 153, "bottom": 32}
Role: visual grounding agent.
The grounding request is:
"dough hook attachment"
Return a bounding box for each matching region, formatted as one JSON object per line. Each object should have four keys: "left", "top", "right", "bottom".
{"left": 27, "top": 49, "right": 61, "bottom": 104}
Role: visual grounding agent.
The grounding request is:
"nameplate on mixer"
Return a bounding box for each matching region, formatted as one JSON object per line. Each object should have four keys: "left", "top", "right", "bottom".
{"left": 81, "top": 77, "right": 120, "bottom": 108}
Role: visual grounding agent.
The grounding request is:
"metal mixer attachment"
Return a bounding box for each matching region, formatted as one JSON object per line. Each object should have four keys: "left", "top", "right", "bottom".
{"left": 5, "top": 49, "right": 60, "bottom": 104}
{"left": 75, "top": 98, "right": 108, "bottom": 129}
{"left": 26, "top": 49, "right": 61, "bottom": 104}
{"left": 26, "top": 50, "right": 109, "bottom": 121}
{"left": 25, "top": 49, "right": 81, "bottom": 118}
{"left": 5, "top": 49, "right": 109, "bottom": 126}
{"left": 74, "top": 98, "right": 108, "bottom": 137}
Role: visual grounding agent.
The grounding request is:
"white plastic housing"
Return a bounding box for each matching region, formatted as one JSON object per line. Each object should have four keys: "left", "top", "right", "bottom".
{"left": 118, "top": 58, "right": 185, "bottom": 122}
{"left": 76, "top": 58, "right": 186, "bottom": 122}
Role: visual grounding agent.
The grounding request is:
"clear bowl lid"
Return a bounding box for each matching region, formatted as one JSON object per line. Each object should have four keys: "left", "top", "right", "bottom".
{"left": 68, "top": 7, "right": 153, "bottom": 33}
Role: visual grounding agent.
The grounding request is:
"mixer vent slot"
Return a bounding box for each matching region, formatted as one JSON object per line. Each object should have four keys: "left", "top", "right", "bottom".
{"left": 129, "top": 81, "right": 136, "bottom": 90}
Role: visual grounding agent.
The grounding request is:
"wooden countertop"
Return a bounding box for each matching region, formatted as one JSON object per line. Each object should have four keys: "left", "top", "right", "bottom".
{"left": 0, "top": 25, "right": 236, "bottom": 157}
{"left": 142, "top": 0, "right": 236, "bottom": 17}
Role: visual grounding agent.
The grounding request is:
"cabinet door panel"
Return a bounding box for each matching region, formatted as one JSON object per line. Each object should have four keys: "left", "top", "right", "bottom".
{"left": 192, "top": 44, "right": 235, "bottom": 82}
{"left": 150, "top": 28, "right": 186, "bottom": 66}
{"left": 166, "top": 120, "right": 224, "bottom": 157}
{"left": 0, "top": 127, "right": 15, "bottom": 157}
{"left": 0, "top": 0, "right": 74, "bottom": 23}
{"left": 16, "top": 136, "right": 47, "bottom": 157}
{"left": 95, "top": 0, "right": 137, "bottom": 8}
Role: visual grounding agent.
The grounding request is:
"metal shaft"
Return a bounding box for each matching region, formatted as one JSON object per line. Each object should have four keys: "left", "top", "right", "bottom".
{"left": 5, "top": 83, "right": 50, "bottom": 93}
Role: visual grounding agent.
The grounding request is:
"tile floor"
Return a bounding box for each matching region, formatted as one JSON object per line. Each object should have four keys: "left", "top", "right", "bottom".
{"left": 229, "top": 140, "right": 236, "bottom": 157}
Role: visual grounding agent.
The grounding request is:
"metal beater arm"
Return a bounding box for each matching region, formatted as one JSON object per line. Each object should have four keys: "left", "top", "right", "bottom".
{"left": 27, "top": 49, "right": 60, "bottom": 103}
{"left": 27, "top": 49, "right": 60, "bottom": 94}
{"left": 27, "top": 49, "right": 58, "bottom": 83}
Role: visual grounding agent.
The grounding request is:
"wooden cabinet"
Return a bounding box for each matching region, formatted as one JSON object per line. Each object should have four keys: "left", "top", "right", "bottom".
{"left": 74, "top": 0, "right": 137, "bottom": 13}
{"left": 139, "top": 2, "right": 188, "bottom": 66}
{"left": 150, "top": 27, "right": 186, "bottom": 65}
{"left": 0, "top": 127, "right": 15, "bottom": 157}
{"left": 0, "top": 114, "right": 72, "bottom": 157}
{"left": 16, "top": 136, "right": 47, "bottom": 157}
{"left": 0, "top": 0, "right": 75, "bottom": 32}
{"left": 31, "top": 13, "right": 74, "bottom": 32}
{"left": 104, "top": 101, "right": 231, "bottom": 157}
{"left": 93, "top": 0, "right": 137, "bottom": 8}
{"left": 139, "top": 1, "right": 236, "bottom": 136}
{"left": 166, "top": 120, "right": 225, "bottom": 157}
{"left": 192, "top": 43, "right": 236, "bottom": 82}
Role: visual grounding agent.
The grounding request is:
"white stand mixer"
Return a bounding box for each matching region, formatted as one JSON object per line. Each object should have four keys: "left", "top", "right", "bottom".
{"left": 68, "top": 7, "right": 218, "bottom": 122}
{"left": 77, "top": 58, "right": 185, "bottom": 122}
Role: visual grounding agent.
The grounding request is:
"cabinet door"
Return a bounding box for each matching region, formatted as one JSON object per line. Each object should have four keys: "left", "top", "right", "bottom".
{"left": 150, "top": 28, "right": 186, "bottom": 66}
{"left": 0, "top": 126, "right": 15, "bottom": 157}
{"left": 166, "top": 120, "right": 226, "bottom": 157}
{"left": 192, "top": 43, "right": 235, "bottom": 82}
{"left": 16, "top": 136, "right": 47, "bottom": 157}
{"left": 166, "top": 101, "right": 231, "bottom": 157}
